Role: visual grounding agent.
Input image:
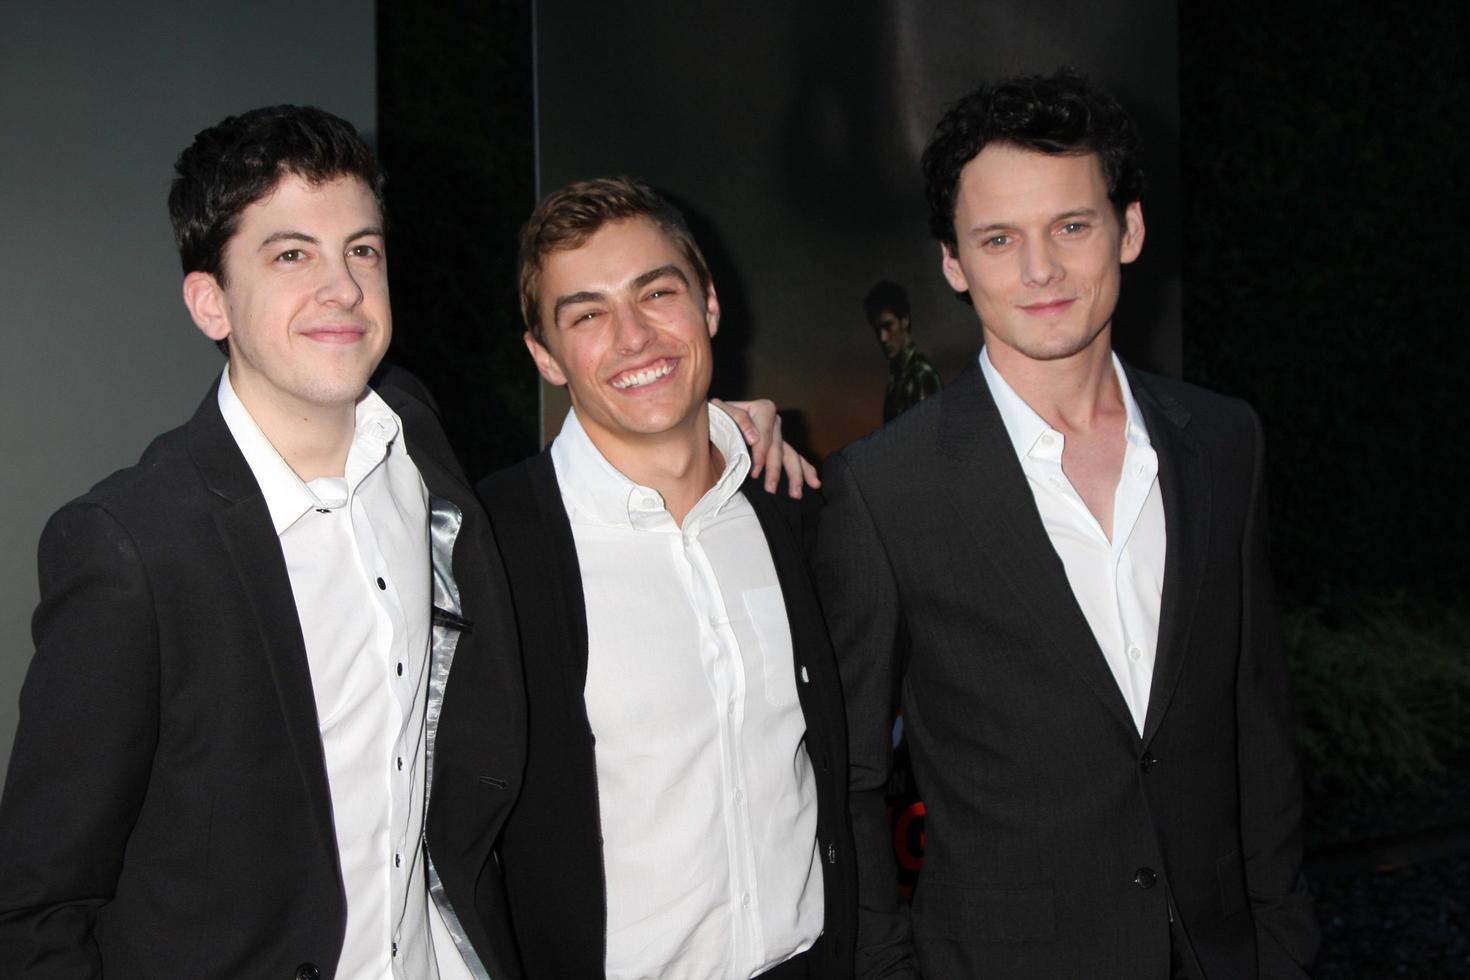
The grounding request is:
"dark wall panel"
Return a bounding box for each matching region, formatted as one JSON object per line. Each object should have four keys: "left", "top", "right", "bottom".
{"left": 534, "top": 0, "right": 1179, "bottom": 456}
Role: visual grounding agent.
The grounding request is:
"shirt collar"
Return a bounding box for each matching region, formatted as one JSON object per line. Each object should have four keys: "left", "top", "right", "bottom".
{"left": 216, "top": 369, "right": 403, "bottom": 536}
{"left": 978, "top": 346, "right": 1152, "bottom": 461}
{"left": 549, "top": 404, "right": 751, "bottom": 529}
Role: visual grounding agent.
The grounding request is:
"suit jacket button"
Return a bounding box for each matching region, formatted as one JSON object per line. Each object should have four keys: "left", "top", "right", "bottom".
{"left": 294, "top": 964, "right": 321, "bottom": 980}
{"left": 1140, "top": 752, "right": 1158, "bottom": 772}
{"left": 1133, "top": 867, "right": 1158, "bottom": 889}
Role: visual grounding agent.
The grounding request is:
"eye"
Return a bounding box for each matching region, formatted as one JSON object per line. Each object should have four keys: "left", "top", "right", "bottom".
{"left": 982, "top": 234, "right": 1011, "bottom": 249}
{"left": 1059, "top": 221, "right": 1089, "bottom": 235}
{"left": 348, "top": 243, "right": 381, "bottom": 259}
{"left": 275, "top": 248, "right": 306, "bottom": 264}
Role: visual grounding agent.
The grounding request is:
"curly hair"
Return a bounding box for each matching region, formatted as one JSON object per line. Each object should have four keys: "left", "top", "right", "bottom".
{"left": 921, "top": 69, "right": 1145, "bottom": 254}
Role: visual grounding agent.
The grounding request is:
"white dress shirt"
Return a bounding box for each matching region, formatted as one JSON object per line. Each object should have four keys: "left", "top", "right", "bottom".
{"left": 550, "top": 406, "right": 824, "bottom": 980}
{"left": 218, "top": 372, "right": 474, "bottom": 980}
{"left": 979, "top": 348, "right": 1167, "bottom": 733}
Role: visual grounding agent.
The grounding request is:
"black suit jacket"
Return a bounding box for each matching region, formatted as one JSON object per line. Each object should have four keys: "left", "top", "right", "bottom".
{"left": 811, "top": 361, "right": 1318, "bottom": 980}
{"left": 478, "top": 452, "right": 856, "bottom": 979}
{"left": 0, "top": 371, "right": 526, "bottom": 979}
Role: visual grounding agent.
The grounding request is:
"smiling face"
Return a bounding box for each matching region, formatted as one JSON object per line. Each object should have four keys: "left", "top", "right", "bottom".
{"left": 525, "top": 216, "right": 719, "bottom": 453}
{"left": 940, "top": 143, "right": 1143, "bottom": 367}
{"left": 183, "top": 173, "right": 390, "bottom": 425}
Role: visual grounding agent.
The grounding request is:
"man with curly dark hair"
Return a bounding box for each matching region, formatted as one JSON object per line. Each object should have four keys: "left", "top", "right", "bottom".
{"left": 813, "top": 70, "right": 1318, "bottom": 980}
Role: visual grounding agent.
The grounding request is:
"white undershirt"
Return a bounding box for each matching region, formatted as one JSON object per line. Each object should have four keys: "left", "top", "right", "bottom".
{"left": 218, "top": 372, "right": 474, "bottom": 980}
{"left": 550, "top": 406, "right": 823, "bottom": 980}
{"left": 979, "top": 348, "right": 1167, "bottom": 733}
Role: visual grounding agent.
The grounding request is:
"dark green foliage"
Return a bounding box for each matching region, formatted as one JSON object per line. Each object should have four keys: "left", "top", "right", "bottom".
{"left": 1288, "top": 599, "right": 1470, "bottom": 801}
{"left": 377, "top": 0, "right": 538, "bottom": 481}
{"left": 1180, "top": 1, "right": 1470, "bottom": 607}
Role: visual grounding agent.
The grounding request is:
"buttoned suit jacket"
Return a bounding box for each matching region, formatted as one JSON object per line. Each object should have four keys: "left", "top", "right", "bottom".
{"left": 477, "top": 451, "right": 857, "bottom": 979}
{"left": 0, "top": 369, "right": 526, "bottom": 980}
{"left": 811, "top": 360, "right": 1318, "bottom": 980}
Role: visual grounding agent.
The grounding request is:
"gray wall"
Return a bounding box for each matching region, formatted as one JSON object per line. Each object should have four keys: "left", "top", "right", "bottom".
{"left": 534, "top": 1, "right": 1178, "bottom": 454}
{"left": 0, "top": 2, "right": 375, "bottom": 772}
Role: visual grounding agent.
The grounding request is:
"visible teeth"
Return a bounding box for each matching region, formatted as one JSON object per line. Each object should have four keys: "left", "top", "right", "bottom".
{"left": 612, "top": 360, "right": 673, "bottom": 389}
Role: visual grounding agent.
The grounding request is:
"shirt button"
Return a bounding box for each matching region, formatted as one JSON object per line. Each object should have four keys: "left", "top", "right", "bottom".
{"left": 397, "top": 757, "right": 403, "bottom": 771}
{"left": 642, "top": 496, "right": 659, "bottom": 509}
{"left": 1128, "top": 646, "right": 1143, "bottom": 662}
{"left": 391, "top": 942, "right": 399, "bottom": 957}
{"left": 396, "top": 662, "right": 404, "bottom": 676}
{"left": 1041, "top": 433, "right": 1056, "bottom": 447}
{"left": 395, "top": 852, "right": 401, "bottom": 868}
{"left": 727, "top": 697, "right": 736, "bottom": 717}
{"left": 733, "top": 787, "right": 745, "bottom": 805}
{"left": 376, "top": 577, "right": 387, "bottom": 590}
{"left": 1134, "top": 867, "right": 1158, "bottom": 889}
{"left": 741, "top": 892, "right": 751, "bottom": 909}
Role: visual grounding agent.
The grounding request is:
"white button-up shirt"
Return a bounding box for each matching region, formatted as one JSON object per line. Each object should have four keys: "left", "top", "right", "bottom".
{"left": 979, "top": 348, "right": 1167, "bottom": 733}
{"left": 218, "top": 372, "right": 473, "bottom": 980}
{"left": 550, "top": 405, "right": 824, "bottom": 980}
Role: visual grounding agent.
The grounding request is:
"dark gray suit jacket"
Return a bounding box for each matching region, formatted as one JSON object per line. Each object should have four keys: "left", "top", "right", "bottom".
{"left": 811, "top": 360, "right": 1318, "bottom": 980}
{"left": 0, "top": 371, "right": 526, "bottom": 979}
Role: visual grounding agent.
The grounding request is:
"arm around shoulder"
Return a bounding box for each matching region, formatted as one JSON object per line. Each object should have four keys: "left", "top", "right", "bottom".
{"left": 0, "top": 502, "right": 162, "bottom": 976}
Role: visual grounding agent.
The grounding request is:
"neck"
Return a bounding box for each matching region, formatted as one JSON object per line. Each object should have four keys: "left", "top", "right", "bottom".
{"left": 985, "top": 328, "right": 1121, "bottom": 432}
{"left": 230, "top": 367, "right": 358, "bottom": 482}
{"left": 582, "top": 405, "right": 721, "bottom": 527}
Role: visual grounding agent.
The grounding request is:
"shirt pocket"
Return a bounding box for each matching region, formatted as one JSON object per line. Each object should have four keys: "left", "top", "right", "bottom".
{"left": 743, "top": 585, "right": 799, "bottom": 707}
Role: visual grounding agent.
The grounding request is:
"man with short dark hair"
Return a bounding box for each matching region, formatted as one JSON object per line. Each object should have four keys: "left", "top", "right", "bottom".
{"left": 0, "top": 105, "right": 527, "bottom": 979}
{"left": 813, "top": 71, "right": 1318, "bottom": 979}
{"left": 862, "top": 280, "right": 941, "bottom": 422}
{"left": 479, "top": 176, "right": 856, "bottom": 979}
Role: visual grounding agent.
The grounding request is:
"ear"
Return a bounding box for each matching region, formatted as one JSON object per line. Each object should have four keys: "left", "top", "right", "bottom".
{"left": 703, "top": 280, "right": 721, "bottom": 339}
{"left": 182, "top": 271, "right": 231, "bottom": 342}
{"left": 1119, "top": 201, "right": 1146, "bottom": 265}
{"left": 940, "top": 242, "right": 970, "bottom": 294}
{"left": 523, "top": 331, "right": 568, "bottom": 386}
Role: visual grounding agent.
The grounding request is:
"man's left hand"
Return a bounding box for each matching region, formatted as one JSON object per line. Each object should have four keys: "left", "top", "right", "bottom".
{"left": 712, "top": 398, "right": 820, "bottom": 498}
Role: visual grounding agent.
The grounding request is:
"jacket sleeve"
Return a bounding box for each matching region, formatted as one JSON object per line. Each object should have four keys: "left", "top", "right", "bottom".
{"left": 0, "top": 503, "right": 160, "bottom": 976}
{"left": 1235, "top": 410, "right": 1320, "bottom": 976}
{"left": 810, "top": 452, "right": 921, "bottom": 979}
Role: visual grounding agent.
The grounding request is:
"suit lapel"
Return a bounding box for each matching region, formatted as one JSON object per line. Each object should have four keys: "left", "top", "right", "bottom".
{"left": 1132, "top": 372, "right": 1211, "bottom": 744}
{"left": 529, "top": 454, "right": 593, "bottom": 705}
{"left": 742, "top": 488, "right": 813, "bottom": 659}
{"left": 185, "top": 384, "right": 341, "bottom": 870}
{"left": 936, "top": 365, "right": 1138, "bottom": 735}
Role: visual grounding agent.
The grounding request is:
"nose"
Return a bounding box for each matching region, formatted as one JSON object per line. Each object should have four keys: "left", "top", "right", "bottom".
{"left": 1020, "top": 239, "right": 1063, "bottom": 287}
{"left": 610, "top": 303, "right": 656, "bottom": 353}
{"left": 315, "top": 255, "right": 365, "bottom": 308}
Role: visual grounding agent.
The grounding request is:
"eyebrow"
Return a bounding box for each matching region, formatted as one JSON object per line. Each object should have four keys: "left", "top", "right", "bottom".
{"left": 257, "top": 226, "right": 384, "bottom": 251}
{"left": 630, "top": 264, "right": 689, "bottom": 291}
{"left": 551, "top": 264, "right": 691, "bottom": 322}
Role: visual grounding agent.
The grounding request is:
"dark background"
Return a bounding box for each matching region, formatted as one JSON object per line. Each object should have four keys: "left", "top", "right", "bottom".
{"left": 379, "top": 2, "right": 1469, "bottom": 976}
